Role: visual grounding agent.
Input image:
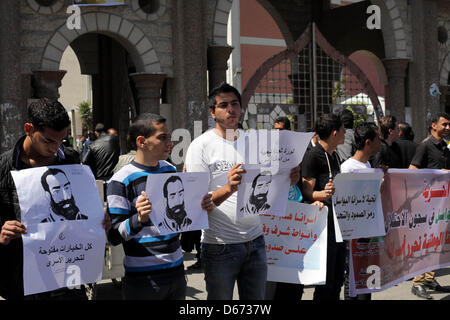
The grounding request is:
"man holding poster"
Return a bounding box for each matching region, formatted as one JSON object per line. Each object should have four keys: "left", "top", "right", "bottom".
{"left": 408, "top": 112, "right": 450, "bottom": 299}
{"left": 106, "top": 113, "right": 213, "bottom": 300}
{"left": 185, "top": 83, "right": 300, "bottom": 300}
{"left": 0, "top": 99, "right": 109, "bottom": 300}
{"left": 301, "top": 113, "right": 346, "bottom": 300}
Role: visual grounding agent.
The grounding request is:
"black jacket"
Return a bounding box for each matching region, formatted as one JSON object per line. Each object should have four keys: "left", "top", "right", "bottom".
{"left": 0, "top": 136, "right": 79, "bottom": 300}
{"left": 82, "top": 133, "right": 120, "bottom": 180}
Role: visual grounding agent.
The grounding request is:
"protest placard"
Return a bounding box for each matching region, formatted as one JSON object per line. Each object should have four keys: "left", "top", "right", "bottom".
{"left": 11, "top": 164, "right": 106, "bottom": 295}
{"left": 261, "top": 201, "right": 328, "bottom": 285}
{"left": 145, "top": 172, "right": 210, "bottom": 235}
{"left": 333, "top": 171, "right": 385, "bottom": 239}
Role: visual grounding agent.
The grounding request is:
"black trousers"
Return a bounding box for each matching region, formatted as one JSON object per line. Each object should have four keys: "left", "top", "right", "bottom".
{"left": 313, "top": 215, "right": 346, "bottom": 301}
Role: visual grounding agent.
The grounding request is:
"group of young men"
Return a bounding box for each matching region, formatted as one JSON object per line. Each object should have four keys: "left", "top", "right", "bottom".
{"left": 1, "top": 82, "right": 449, "bottom": 301}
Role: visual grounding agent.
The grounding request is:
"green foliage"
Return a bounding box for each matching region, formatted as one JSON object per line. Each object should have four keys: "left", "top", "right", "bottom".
{"left": 345, "top": 105, "right": 367, "bottom": 130}
{"left": 332, "top": 78, "right": 346, "bottom": 104}
{"left": 77, "top": 101, "right": 93, "bottom": 134}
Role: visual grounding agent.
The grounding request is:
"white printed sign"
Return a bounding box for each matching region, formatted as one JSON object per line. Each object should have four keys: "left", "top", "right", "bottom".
{"left": 332, "top": 172, "right": 385, "bottom": 240}
{"left": 11, "top": 164, "right": 106, "bottom": 295}
{"left": 262, "top": 202, "right": 328, "bottom": 285}
{"left": 145, "top": 172, "right": 210, "bottom": 235}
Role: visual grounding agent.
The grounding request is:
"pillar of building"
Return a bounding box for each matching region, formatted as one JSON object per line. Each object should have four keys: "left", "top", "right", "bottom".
{"left": 130, "top": 72, "right": 166, "bottom": 115}
{"left": 207, "top": 45, "right": 234, "bottom": 91}
{"left": 382, "top": 58, "right": 409, "bottom": 122}
{"left": 172, "top": 0, "right": 208, "bottom": 135}
{"left": 0, "top": 0, "right": 23, "bottom": 153}
{"left": 409, "top": 0, "right": 440, "bottom": 141}
{"left": 32, "top": 70, "right": 67, "bottom": 100}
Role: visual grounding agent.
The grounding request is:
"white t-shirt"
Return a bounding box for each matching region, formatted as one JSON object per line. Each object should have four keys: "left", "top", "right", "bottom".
{"left": 184, "top": 129, "right": 263, "bottom": 244}
{"left": 340, "top": 157, "right": 371, "bottom": 173}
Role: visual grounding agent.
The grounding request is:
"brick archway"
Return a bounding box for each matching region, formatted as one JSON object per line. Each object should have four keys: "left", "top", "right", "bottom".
{"left": 370, "top": 0, "right": 409, "bottom": 59}
{"left": 40, "top": 12, "right": 162, "bottom": 73}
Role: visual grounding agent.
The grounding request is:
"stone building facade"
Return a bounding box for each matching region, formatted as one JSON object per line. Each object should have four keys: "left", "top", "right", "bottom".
{"left": 0, "top": 0, "right": 449, "bottom": 155}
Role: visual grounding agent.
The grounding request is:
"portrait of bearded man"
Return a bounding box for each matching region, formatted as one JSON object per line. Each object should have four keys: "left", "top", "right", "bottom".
{"left": 158, "top": 175, "right": 192, "bottom": 232}
{"left": 40, "top": 168, "right": 88, "bottom": 223}
{"left": 240, "top": 171, "right": 272, "bottom": 215}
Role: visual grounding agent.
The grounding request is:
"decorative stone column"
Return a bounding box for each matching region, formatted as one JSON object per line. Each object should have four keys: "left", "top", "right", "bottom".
{"left": 32, "top": 70, "right": 67, "bottom": 100}
{"left": 130, "top": 72, "right": 166, "bottom": 115}
{"left": 0, "top": 0, "right": 23, "bottom": 153}
{"left": 382, "top": 58, "right": 409, "bottom": 122}
{"left": 207, "top": 45, "right": 233, "bottom": 90}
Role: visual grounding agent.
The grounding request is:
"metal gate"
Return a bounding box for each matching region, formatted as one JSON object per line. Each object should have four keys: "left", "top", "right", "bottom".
{"left": 241, "top": 23, "right": 383, "bottom": 131}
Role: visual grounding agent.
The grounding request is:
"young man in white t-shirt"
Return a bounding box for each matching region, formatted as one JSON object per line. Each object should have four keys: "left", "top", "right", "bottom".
{"left": 340, "top": 122, "right": 380, "bottom": 301}
{"left": 340, "top": 122, "right": 380, "bottom": 173}
{"left": 184, "top": 83, "right": 299, "bottom": 300}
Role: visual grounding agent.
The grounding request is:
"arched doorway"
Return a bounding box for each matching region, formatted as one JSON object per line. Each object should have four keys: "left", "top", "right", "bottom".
{"left": 58, "top": 33, "right": 137, "bottom": 153}
{"left": 39, "top": 13, "right": 165, "bottom": 153}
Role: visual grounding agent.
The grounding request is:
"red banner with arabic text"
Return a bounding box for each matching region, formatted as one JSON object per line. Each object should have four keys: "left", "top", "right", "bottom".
{"left": 350, "top": 169, "right": 450, "bottom": 295}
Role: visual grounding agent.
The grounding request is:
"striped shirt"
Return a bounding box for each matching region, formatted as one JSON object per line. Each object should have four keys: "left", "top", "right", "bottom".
{"left": 106, "top": 160, "right": 184, "bottom": 275}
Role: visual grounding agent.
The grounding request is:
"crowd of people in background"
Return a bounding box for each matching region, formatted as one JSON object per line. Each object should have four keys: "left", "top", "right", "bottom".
{"left": 1, "top": 83, "right": 450, "bottom": 301}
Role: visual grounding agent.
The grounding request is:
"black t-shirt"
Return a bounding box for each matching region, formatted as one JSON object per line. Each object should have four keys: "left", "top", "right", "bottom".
{"left": 395, "top": 138, "right": 418, "bottom": 168}
{"left": 370, "top": 140, "right": 402, "bottom": 169}
{"left": 410, "top": 135, "right": 450, "bottom": 169}
{"left": 301, "top": 142, "right": 341, "bottom": 209}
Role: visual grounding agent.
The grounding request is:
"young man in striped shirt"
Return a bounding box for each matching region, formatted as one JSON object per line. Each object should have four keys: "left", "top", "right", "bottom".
{"left": 107, "top": 113, "right": 213, "bottom": 300}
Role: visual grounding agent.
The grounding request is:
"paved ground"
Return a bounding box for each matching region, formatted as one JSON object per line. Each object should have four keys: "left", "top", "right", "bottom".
{"left": 3, "top": 251, "right": 450, "bottom": 301}
{"left": 93, "top": 251, "right": 450, "bottom": 301}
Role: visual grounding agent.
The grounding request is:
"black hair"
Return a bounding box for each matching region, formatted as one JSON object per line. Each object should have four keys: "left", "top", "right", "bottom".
{"left": 430, "top": 112, "right": 450, "bottom": 124}
{"left": 41, "top": 168, "right": 68, "bottom": 193}
{"left": 95, "top": 123, "right": 106, "bottom": 133}
{"left": 314, "top": 113, "right": 342, "bottom": 140}
{"left": 163, "top": 175, "right": 183, "bottom": 198}
{"left": 354, "top": 122, "right": 379, "bottom": 150}
{"left": 398, "top": 122, "right": 414, "bottom": 141}
{"left": 128, "top": 113, "right": 166, "bottom": 150}
{"left": 340, "top": 109, "right": 354, "bottom": 129}
{"left": 274, "top": 116, "right": 291, "bottom": 130}
{"left": 27, "top": 98, "right": 70, "bottom": 132}
{"left": 208, "top": 82, "right": 242, "bottom": 111}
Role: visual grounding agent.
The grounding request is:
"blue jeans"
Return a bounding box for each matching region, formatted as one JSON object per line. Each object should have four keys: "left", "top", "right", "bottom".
{"left": 201, "top": 235, "right": 267, "bottom": 300}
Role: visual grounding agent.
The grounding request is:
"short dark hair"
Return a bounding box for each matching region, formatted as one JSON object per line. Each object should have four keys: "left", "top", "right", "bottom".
{"left": 163, "top": 175, "right": 183, "bottom": 199}
{"left": 379, "top": 115, "right": 397, "bottom": 140}
{"left": 274, "top": 116, "right": 291, "bottom": 130}
{"left": 208, "top": 82, "right": 242, "bottom": 111}
{"left": 95, "top": 123, "right": 106, "bottom": 133}
{"left": 340, "top": 109, "right": 354, "bottom": 129}
{"left": 128, "top": 113, "right": 166, "bottom": 150}
{"left": 41, "top": 168, "right": 68, "bottom": 193}
{"left": 398, "top": 122, "right": 414, "bottom": 141}
{"left": 314, "top": 113, "right": 342, "bottom": 140}
{"left": 431, "top": 112, "right": 450, "bottom": 124}
{"left": 27, "top": 98, "right": 70, "bottom": 132}
{"left": 354, "top": 122, "right": 379, "bottom": 150}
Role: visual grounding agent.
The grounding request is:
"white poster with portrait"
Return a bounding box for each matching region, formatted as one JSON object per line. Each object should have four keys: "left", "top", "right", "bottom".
{"left": 236, "top": 167, "right": 291, "bottom": 218}
{"left": 145, "top": 172, "right": 210, "bottom": 235}
{"left": 11, "top": 164, "right": 106, "bottom": 295}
